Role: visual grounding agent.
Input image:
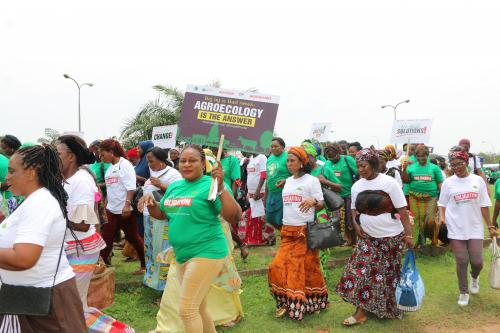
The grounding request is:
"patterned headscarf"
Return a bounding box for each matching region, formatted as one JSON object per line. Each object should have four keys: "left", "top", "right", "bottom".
{"left": 377, "top": 149, "right": 392, "bottom": 162}
{"left": 302, "top": 142, "right": 317, "bottom": 158}
{"left": 355, "top": 148, "right": 379, "bottom": 163}
{"left": 448, "top": 150, "right": 469, "bottom": 162}
{"left": 288, "top": 146, "right": 309, "bottom": 166}
{"left": 384, "top": 144, "right": 397, "bottom": 160}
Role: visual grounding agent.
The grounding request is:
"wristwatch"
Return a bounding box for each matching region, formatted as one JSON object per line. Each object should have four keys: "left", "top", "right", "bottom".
{"left": 217, "top": 187, "right": 226, "bottom": 196}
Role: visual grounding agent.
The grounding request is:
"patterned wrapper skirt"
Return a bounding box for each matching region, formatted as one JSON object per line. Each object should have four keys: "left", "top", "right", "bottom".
{"left": 241, "top": 209, "right": 275, "bottom": 246}
{"left": 409, "top": 192, "right": 438, "bottom": 245}
{"left": 336, "top": 232, "right": 405, "bottom": 319}
{"left": 268, "top": 225, "right": 328, "bottom": 321}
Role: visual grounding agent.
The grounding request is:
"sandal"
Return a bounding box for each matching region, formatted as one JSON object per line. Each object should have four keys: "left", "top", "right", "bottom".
{"left": 240, "top": 244, "right": 249, "bottom": 260}
{"left": 343, "top": 316, "right": 367, "bottom": 326}
{"left": 274, "top": 307, "right": 287, "bottom": 318}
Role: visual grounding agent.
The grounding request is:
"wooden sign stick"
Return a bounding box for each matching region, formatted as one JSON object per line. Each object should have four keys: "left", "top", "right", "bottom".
{"left": 208, "top": 134, "right": 225, "bottom": 200}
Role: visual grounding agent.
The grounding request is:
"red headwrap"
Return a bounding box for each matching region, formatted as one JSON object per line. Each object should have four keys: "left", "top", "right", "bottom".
{"left": 448, "top": 150, "right": 469, "bottom": 162}
{"left": 288, "top": 146, "right": 309, "bottom": 166}
{"left": 127, "top": 147, "right": 139, "bottom": 159}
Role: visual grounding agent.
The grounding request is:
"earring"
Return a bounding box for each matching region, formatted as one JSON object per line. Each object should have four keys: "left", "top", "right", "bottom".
{"left": 300, "top": 164, "right": 303, "bottom": 168}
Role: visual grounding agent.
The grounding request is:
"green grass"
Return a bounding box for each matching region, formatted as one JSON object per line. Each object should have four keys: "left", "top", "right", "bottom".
{"left": 103, "top": 185, "right": 500, "bottom": 333}
{"left": 105, "top": 247, "right": 500, "bottom": 333}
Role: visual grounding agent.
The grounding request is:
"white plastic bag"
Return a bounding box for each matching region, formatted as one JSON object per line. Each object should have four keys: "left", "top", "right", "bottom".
{"left": 489, "top": 237, "right": 500, "bottom": 289}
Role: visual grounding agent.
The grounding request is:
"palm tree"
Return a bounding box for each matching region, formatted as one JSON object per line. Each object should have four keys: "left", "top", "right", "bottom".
{"left": 37, "top": 128, "right": 61, "bottom": 145}
{"left": 120, "top": 85, "right": 184, "bottom": 150}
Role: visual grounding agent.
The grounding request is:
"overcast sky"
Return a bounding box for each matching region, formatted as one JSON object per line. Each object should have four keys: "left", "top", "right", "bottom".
{"left": 2, "top": 0, "right": 499, "bottom": 154}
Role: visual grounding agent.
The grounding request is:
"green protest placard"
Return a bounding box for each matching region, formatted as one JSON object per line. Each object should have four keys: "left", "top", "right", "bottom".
{"left": 177, "top": 85, "right": 280, "bottom": 154}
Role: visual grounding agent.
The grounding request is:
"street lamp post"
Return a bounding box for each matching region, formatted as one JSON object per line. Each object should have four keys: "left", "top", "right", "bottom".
{"left": 381, "top": 99, "right": 410, "bottom": 149}
{"left": 381, "top": 99, "right": 410, "bottom": 121}
{"left": 63, "top": 74, "right": 93, "bottom": 133}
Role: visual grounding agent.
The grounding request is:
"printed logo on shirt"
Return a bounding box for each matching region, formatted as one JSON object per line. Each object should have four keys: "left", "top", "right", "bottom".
{"left": 283, "top": 195, "right": 303, "bottom": 203}
{"left": 163, "top": 198, "right": 193, "bottom": 207}
{"left": 105, "top": 177, "right": 119, "bottom": 185}
{"left": 268, "top": 163, "right": 277, "bottom": 176}
{"left": 453, "top": 192, "right": 479, "bottom": 204}
{"left": 247, "top": 167, "right": 257, "bottom": 173}
{"left": 334, "top": 171, "right": 341, "bottom": 177}
{"left": 414, "top": 175, "right": 432, "bottom": 181}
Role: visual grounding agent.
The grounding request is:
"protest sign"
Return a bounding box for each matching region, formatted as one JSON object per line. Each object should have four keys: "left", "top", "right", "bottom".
{"left": 152, "top": 125, "right": 178, "bottom": 149}
{"left": 390, "top": 119, "right": 433, "bottom": 144}
{"left": 308, "top": 122, "right": 331, "bottom": 142}
{"left": 177, "top": 85, "right": 280, "bottom": 154}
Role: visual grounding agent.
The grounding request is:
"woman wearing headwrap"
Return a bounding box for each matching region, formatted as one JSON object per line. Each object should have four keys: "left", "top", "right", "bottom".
{"left": 438, "top": 150, "right": 497, "bottom": 306}
{"left": 402, "top": 145, "right": 443, "bottom": 247}
{"left": 268, "top": 146, "right": 328, "bottom": 320}
{"left": 378, "top": 149, "right": 403, "bottom": 188}
{"left": 336, "top": 148, "right": 413, "bottom": 326}
{"left": 324, "top": 143, "right": 359, "bottom": 245}
{"left": 385, "top": 144, "right": 400, "bottom": 170}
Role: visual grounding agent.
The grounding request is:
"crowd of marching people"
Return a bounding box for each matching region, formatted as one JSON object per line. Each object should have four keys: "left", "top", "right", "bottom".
{"left": 0, "top": 133, "right": 498, "bottom": 333}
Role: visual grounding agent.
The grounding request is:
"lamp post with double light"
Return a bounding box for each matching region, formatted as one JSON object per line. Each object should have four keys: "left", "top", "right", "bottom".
{"left": 63, "top": 74, "right": 93, "bottom": 133}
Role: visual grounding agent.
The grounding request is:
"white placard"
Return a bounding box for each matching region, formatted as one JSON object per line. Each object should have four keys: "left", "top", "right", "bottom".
{"left": 152, "top": 125, "right": 178, "bottom": 149}
{"left": 308, "top": 122, "right": 332, "bottom": 142}
{"left": 390, "top": 119, "right": 433, "bottom": 144}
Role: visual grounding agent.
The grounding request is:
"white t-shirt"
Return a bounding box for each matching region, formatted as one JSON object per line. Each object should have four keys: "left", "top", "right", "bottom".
{"left": 468, "top": 155, "right": 482, "bottom": 173}
{"left": 387, "top": 159, "right": 401, "bottom": 170}
{"left": 0, "top": 188, "right": 74, "bottom": 287}
{"left": 105, "top": 157, "right": 137, "bottom": 214}
{"left": 246, "top": 154, "right": 267, "bottom": 194}
{"left": 438, "top": 174, "right": 491, "bottom": 240}
{"left": 64, "top": 169, "right": 98, "bottom": 241}
{"left": 351, "top": 174, "right": 406, "bottom": 238}
{"left": 282, "top": 174, "right": 324, "bottom": 226}
{"left": 142, "top": 166, "right": 182, "bottom": 216}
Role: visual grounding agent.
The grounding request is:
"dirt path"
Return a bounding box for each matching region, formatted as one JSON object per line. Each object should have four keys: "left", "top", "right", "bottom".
{"left": 425, "top": 323, "right": 500, "bottom": 333}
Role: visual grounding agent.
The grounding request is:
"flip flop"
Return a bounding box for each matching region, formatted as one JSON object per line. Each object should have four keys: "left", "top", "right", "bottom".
{"left": 343, "top": 316, "right": 367, "bottom": 326}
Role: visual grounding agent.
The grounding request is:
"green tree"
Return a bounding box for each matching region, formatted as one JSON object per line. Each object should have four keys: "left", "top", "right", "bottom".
{"left": 37, "top": 128, "right": 61, "bottom": 145}
{"left": 120, "top": 85, "right": 184, "bottom": 150}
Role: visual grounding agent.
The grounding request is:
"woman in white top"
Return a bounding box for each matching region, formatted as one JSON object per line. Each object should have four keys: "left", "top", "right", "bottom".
{"left": 98, "top": 139, "right": 145, "bottom": 274}
{"left": 56, "top": 135, "right": 107, "bottom": 307}
{"left": 141, "top": 147, "right": 181, "bottom": 291}
{"left": 0, "top": 145, "right": 86, "bottom": 332}
{"left": 268, "top": 146, "right": 327, "bottom": 321}
{"left": 438, "top": 150, "right": 497, "bottom": 307}
{"left": 336, "top": 148, "right": 413, "bottom": 326}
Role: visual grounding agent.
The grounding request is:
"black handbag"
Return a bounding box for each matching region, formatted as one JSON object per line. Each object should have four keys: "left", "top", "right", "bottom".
{"left": 0, "top": 232, "right": 65, "bottom": 316}
{"left": 320, "top": 166, "right": 344, "bottom": 211}
{"left": 306, "top": 216, "right": 343, "bottom": 250}
{"left": 438, "top": 223, "right": 449, "bottom": 244}
{"left": 131, "top": 186, "right": 143, "bottom": 211}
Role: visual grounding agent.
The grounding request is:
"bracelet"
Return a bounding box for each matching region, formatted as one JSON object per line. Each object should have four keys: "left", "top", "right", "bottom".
{"left": 488, "top": 225, "right": 496, "bottom": 229}
{"left": 405, "top": 235, "right": 413, "bottom": 239}
{"left": 125, "top": 199, "right": 131, "bottom": 204}
{"left": 217, "top": 187, "right": 226, "bottom": 196}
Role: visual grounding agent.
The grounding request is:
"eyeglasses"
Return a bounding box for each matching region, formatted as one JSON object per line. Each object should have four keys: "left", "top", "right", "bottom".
{"left": 450, "top": 162, "right": 466, "bottom": 169}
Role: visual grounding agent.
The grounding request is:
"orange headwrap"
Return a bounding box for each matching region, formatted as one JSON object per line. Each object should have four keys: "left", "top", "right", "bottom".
{"left": 385, "top": 144, "right": 397, "bottom": 160}
{"left": 288, "top": 146, "right": 309, "bottom": 166}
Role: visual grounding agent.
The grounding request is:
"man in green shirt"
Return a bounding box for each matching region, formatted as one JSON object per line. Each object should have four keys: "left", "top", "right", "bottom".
{"left": 266, "top": 138, "right": 291, "bottom": 229}
{"left": 324, "top": 143, "right": 358, "bottom": 245}
{"left": 0, "top": 153, "right": 11, "bottom": 199}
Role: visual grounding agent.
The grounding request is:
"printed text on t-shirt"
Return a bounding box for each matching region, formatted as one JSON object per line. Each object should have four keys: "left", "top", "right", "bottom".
{"left": 453, "top": 192, "right": 479, "bottom": 203}
{"left": 106, "top": 177, "right": 119, "bottom": 185}
{"left": 283, "top": 195, "right": 303, "bottom": 203}
{"left": 414, "top": 175, "right": 432, "bottom": 181}
{"left": 163, "top": 198, "right": 193, "bottom": 207}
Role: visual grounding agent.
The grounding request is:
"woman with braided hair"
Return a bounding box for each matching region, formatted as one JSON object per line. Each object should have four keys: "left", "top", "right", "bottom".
{"left": 268, "top": 146, "right": 328, "bottom": 320}
{"left": 0, "top": 145, "right": 86, "bottom": 332}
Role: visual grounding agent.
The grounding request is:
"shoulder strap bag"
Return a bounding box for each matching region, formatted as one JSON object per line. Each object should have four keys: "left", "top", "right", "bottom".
{"left": 320, "top": 166, "right": 344, "bottom": 211}
{"left": 0, "top": 229, "right": 66, "bottom": 316}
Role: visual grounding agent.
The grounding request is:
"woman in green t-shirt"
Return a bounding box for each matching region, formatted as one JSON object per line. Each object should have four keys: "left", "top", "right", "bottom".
{"left": 265, "top": 137, "right": 292, "bottom": 229}
{"left": 140, "top": 145, "right": 241, "bottom": 333}
{"left": 402, "top": 144, "right": 443, "bottom": 247}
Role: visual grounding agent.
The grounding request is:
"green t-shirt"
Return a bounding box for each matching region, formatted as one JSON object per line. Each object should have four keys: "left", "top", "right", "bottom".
{"left": 220, "top": 155, "right": 241, "bottom": 187}
{"left": 0, "top": 154, "right": 12, "bottom": 199}
{"left": 266, "top": 151, "right": 291, "bottom": 193}
{"left": 317, "top": 155, "right": 327, "bottom": 163}
{"left": 325, "top": 155, "right": 358, "bottom": 198}
{"left": 89, "top": 162, "right": 111, "bottom": 184}
{"left": 311, "top": 163, "right": 341, "bottom": 184}
{"left": 159, "top": 175, "right": 228, "bottom": 264}
{"left": 403, "top": 155, "right": 417, "bottom": 195}
{"left": 406, "top": 162, "right": 444, "bottom": 197}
